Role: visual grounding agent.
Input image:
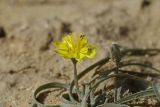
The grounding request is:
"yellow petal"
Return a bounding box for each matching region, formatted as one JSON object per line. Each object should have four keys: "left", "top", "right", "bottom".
{"left": 53, "top": 41, "right": 68, "bottom": 50}
{"left": 55, "top": 49, "right": 71, "bottom": 58}
{"left": 86, "top": 46, "right": 96, "bottom": 58}
{"left": 80, "top": 47, "right": 88, "bottom": 54}
{"left": 62, "top": 33, "right": 74, "bottom": 48}
{"left": 77, "top": 53, "right": 86, "bottom": 61}
{"left": 76, "top": 34, "right": 88, "bottom": 49}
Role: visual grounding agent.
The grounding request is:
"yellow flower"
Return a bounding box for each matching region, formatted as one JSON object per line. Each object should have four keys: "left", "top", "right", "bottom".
{"left": 53, "top": 33, "right": 96, "bottom": 61}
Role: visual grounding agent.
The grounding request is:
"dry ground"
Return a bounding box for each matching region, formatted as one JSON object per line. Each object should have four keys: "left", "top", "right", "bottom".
{"left": 0, "top": 0, "right": 160, "bottom": 107}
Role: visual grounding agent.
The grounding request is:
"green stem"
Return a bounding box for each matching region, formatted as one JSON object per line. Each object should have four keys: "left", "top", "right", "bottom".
{"left": 69, "top": 57, "right": 110, "bottom": 103}
{"left": 73, "top": 61, "right": 79, "bottom": 91}
{"left": 114, "top": 63, "right": 119, "bottom": 102}
{"left": 71, "top": 59, "right": 80, "bottom": 100}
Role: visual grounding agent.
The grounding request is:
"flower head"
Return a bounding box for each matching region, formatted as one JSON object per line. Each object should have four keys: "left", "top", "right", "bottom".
{"left": 53, "top": 33, "right": 96, "bottom": 61}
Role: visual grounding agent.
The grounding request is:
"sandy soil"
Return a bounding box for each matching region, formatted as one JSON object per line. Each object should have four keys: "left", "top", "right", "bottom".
{"left": 0, "top": 0, "right": 160, "bottom": 107}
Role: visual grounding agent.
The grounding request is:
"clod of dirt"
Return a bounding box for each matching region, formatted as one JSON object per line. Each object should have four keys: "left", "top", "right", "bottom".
{"left": 0, "top": 27, "right": 6, "bottom": 38}
{"left": 40, "top": 33, "right": 54, "bottom": 51}
{"left": 121, "top": 78, "right": 149, "bottom": 94}
{"left": 119, "top": 26, "right": 129, "bottom": 37}
{"left": 60, "top": 22, "right": 72, "bottom": 35}
{"left": 141, "top": 0, "right": 151, "bottom": 9}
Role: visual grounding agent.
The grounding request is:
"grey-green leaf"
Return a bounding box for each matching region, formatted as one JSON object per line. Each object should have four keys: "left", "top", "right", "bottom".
{"left": 97, "top": 103, "right": 129, "bottom": 107}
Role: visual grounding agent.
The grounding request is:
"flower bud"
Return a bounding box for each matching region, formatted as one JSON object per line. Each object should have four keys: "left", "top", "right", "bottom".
{"left": 110, "top": 43, "right": 121, "bottom": 65}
